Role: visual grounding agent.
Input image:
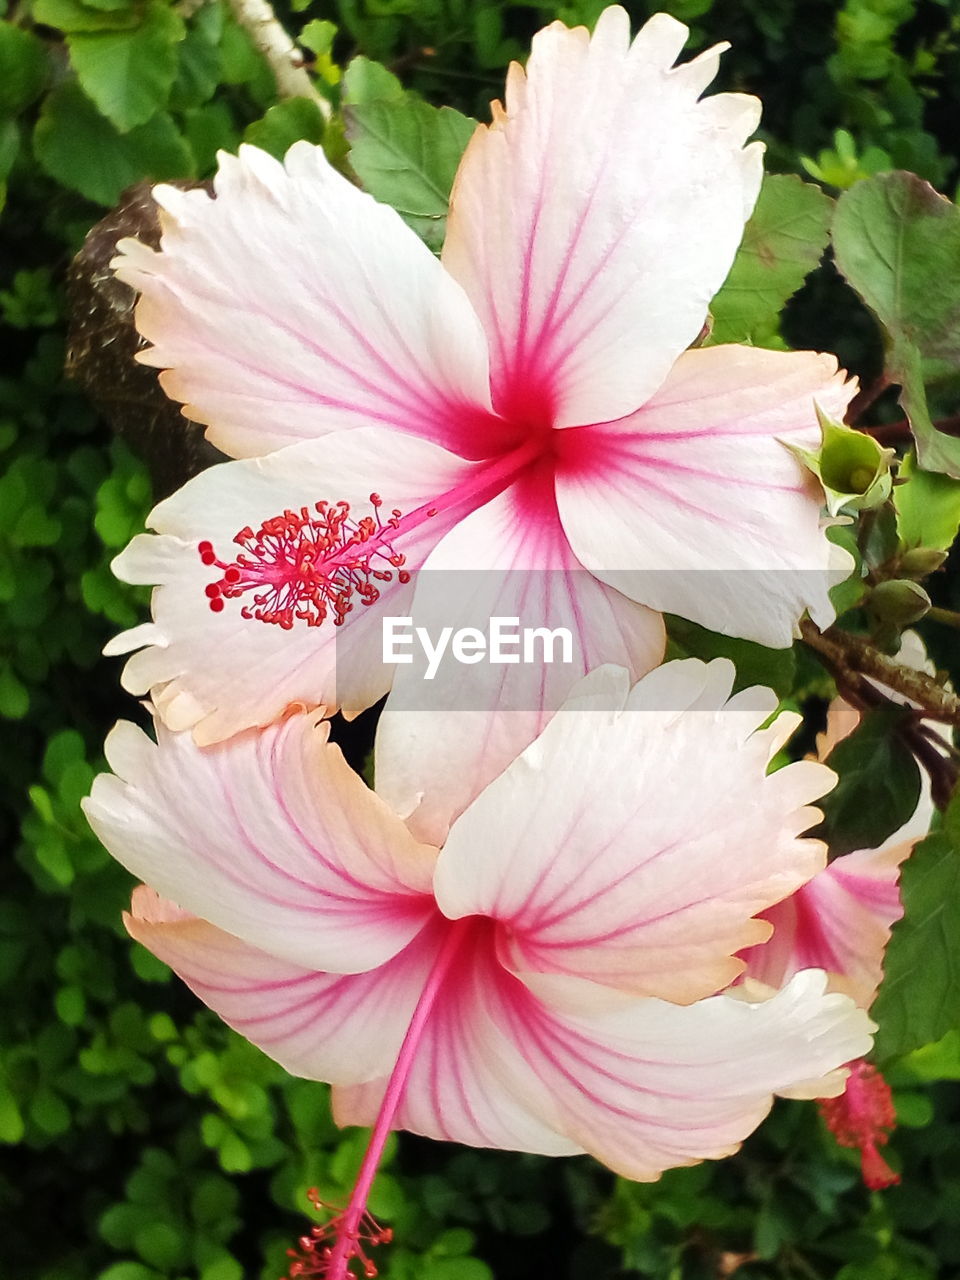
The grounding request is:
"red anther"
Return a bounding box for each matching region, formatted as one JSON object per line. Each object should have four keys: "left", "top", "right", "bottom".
{"left": 819, "top": 1060, "right": 900, "bottom": 1190}
{"left": 197, "top": 495, "right": 435, "bottom": 630}
{"left": 282, "top": 1191, "right": 393, "bottom": 1280}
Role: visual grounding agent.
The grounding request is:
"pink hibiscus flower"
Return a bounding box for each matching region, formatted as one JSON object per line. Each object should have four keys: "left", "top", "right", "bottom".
{"left": 107, "top": 7, "right": 854, "bottom": 745}
{"left": 84, "top": 659, "right": 872, "bottom": 1278}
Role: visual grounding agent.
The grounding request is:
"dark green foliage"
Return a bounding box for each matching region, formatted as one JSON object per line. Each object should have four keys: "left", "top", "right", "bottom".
{"left": 814, "top": 703, "right": 923, "bottom": 857}
{"left": 3, "top": 1, "right": 960, "bottom": 1278}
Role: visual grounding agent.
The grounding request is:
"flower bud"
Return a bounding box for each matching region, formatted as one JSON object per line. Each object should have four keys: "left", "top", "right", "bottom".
{"left": 867, "top": 579, "right": 931, "bottom": 627}
{"left": 897, "top": 547, "right": 948, "bottom": 580}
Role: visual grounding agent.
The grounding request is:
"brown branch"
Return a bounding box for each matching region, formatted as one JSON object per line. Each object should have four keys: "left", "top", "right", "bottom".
{"left": 800, "top": 619, "right": 960, "bottom": 726}
{"left": 801, "top": 619, "right": 958, "bottom": 812}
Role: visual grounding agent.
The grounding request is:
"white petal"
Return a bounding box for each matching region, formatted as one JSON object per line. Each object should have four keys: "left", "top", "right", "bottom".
{"left": 435, "top": 658, "right": 834, "bottom": 1003}
{"left": 113, "top": 144, "right": 493, "bottom": 459}
{"left": 83, "top": 712, "right": 437, "bottom": 974}
{"left": 443, "top": 9, "right": 762, "bottom": 427}
{"left": 126, "top": 887, "right": 443, "bottom": 1085}
{"left": 555, "top": 345, "right": 857, "bottom": 646}
{"left": 375, "top": 474, "right": 664, "bottom": 844}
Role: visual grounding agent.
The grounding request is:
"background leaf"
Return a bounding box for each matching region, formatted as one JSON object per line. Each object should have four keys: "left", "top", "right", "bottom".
{"left": 65, "top": 1, "right": 186, "bottom": 132}
{"left": 345, "top": 95, "right": 476, "bottom": 250}
{"left": 832, "top": 172, "right": 960, "bottom": 476}
{"left": 872, "top": 793, "right": 960, "bottom": 1061}
{"left": 708, "top": 174, "right": 833, "bottom": 346}
{"left": 814, "top": 703, "right": 922, "bottom": 856}
{"left": 33, "top": 81, "right": 193, "bottom": 205}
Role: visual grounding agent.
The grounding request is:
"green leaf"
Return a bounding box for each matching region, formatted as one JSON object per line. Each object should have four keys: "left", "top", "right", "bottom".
{"left": 34, "top": 82, "right": 193, "bottom": 205}
{"left": 345, "top": 96, "right": 477, "bottom": 250}
{"left": 872, "top": 793, "right": 960, "bottom": 1060}
{"left": 342, "top": 54, "right": 404, "bottom": 105}
{"left": 33, "top": 0, "right": 140, "bottom": 33}
{"left": 244, "top": 97, "right": 326, "bottom": 159}
{"left": 171, "top": 5, "right": 222, "bottom": 110}
{"left": 895, "top": 450, "right": 960, "bottom": 551}
{"left": 832, "top": 172, "right": 960, "bottom": 476}
{"left": 66, "top": 1, "right": 186, "bottom": 131}
{"left": 0, "top": 24, "right": 49, "bottom": 114}
{"left": 815, "top": 702, "right": 922, "bottom": 856}
{"left": 709, "top": 174, "right": 833, "bottom": 346}
{"left": 665, "top": 616, "right": 796, "bottom": 699}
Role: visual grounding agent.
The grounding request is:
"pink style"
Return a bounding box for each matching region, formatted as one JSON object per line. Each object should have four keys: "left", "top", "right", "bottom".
{"left": 84, "top": 660, "right": 874, "bottom": 1280}
{"left": 106, "top": 8, "right": 854, "bottom": 747}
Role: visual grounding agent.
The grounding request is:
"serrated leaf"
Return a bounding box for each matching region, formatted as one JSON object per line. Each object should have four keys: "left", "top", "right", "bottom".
{"left": 895, "top": 449, "right": 960, "bottom": 551}
{"left": 709, "top": 174, "right": 833, "bottom": 346}
{"left": 872, "top": 794, "right": 960, "bottom": 1060}
{"left": 34, "top": 82, "right": 193, "bottom": 205}
{"left": 0, "top": 24, "right": 49, "bottom": 114}
{"left": 244, "top": 97, "right": 326, "bottom": 160}
{"left": 342, "top": 55, "right": 403, "bottom": 105}
{"left": 67, "top": 1, "right": 185, "bottom": 131}
{"left": 345, "top": 96, "right": 477, "bottom": 250}
{"left": 832, "top": 172, "right": 960, "bottom": 476}
{"left": 815, "top": 702, "right": 922, "bottom": 856}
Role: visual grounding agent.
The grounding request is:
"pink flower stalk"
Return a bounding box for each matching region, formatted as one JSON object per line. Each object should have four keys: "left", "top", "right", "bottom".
{"left": 83, "top": 660, "right": 874, "bottom": 1276}
{"left": 107, "top": 7, "right": 854, "bottom": 746}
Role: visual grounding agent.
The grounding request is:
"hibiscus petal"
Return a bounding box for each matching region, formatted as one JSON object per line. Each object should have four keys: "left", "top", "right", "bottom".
{"left": 442, "top": 8, "right": 763, "bottom": 427}
{"left": 375, "top": 472, "right": 664, "bottom": 845}
{"left": 495, "top": 968, "right": 873, "bottom": 1180}
{"left": 554, "top": 345, "right": 858, "bottom": 647}
{"left": 332, "top": 926, "right": 583, "bottom": 1156}
{"left": 83, "top": 712, "right": 437, "bottom": 974}
{"left": 335, "top": 938, "right": 871, "bottom": 1177}
{"left": 109, "top": 429, "right": 482, "bottom": 742}
{"left": 113, "top": 143, "right": 492, "bottom": 459}
{"left": 741, "top": 839, "right": 911, "bottom": 1007}
{"left": 125, "top": 887, "right": 445, "bottom": 1085}
{"left": 434, "top": 658, "right": 834, "bottom": 1003}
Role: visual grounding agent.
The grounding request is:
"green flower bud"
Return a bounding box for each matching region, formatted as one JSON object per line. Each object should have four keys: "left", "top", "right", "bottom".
{"left": 867, "top": 579, "right": 931, "bottom": 627}
{"left": 898, "top": 547, "right": 949, "bottom": 580}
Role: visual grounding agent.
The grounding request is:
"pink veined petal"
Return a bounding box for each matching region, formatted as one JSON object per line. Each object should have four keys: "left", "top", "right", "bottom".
{"left": 125, "top": 887, "right": 445, "bottom": 1085}
{"left": 493, "top": 967, "right": 873, "bottom": 1181}
{"left": 113, "top": 143, "right": 494, "bottom": 460}
{"left": 434, "top": 658, "right": 834, "bottom": 1004}
{"left": 741, "top": 839, "right": 912, "bottom": 1007}
{"left": 554, "top": 345, "right": 858, "bottom": 648}
{"left": 108, "top": 429, "right": 483, "bottom": 743}
{"left": 443, "top": 8, "right": 763, "bottom": 428}
{"left": 336, "top": 941, "right": 872, "bottom": 1179}
{"left": 375, "top": 470, "right": 664, "bottom": 845}
{"left": 332, "top": 921, "right": 583, "bottom": 1157}
{"left": 83, "top": 711, "right": 438, "bottom": 975}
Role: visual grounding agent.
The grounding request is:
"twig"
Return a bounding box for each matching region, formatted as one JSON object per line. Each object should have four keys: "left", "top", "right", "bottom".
{"left": 927, "top": 606, "right": 960, "bottom": 632}
{"left": 800, "top": 619, "right": 960, "bottom": 726}
{"left": 845, "top": 375, "right": 891, "bottom": 424}
{"left": 800, "top": 619, "right": 958, "bottom": 811}
{"left": 226, "top": 0, "right": 330, "bottom": 117}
